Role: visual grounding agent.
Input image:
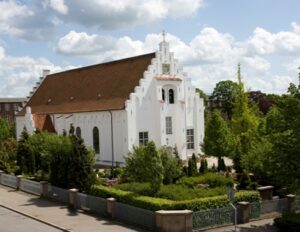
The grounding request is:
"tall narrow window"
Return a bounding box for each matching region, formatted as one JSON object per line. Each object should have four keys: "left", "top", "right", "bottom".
{"left": 93, "top": 127, "right": 100, "bottom": 154}
{"left": 162, "top": 64, "right": 170, "bottom": 74}
{"left": 139, "top": 131, "right": 149, "bottom": 145}
{"left": 187, "top": 129, "right": 194, "bottom": 149}
{"left": 166, "top": 117, "right": 172, "bottom": 134}
{"left": 169, "top": 89, "right": 174, "bottom": 104}
{"left": 76, "top": 127, "right": 81, "bottom": 138}
{"left": 162, "top": 89, "right": 165, "bottom": 101}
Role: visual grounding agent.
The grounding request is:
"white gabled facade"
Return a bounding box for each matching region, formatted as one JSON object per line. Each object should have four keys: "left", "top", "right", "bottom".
{"left": 16, "top": 40, "right": 205, "bottom": 166}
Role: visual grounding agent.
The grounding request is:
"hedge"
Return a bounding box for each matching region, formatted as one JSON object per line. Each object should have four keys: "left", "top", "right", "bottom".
{"left": 89, "top": 185, "right": 260, "bottom": 211}
{"left": 178, "top": 173, "right": 234, "bottom": 188}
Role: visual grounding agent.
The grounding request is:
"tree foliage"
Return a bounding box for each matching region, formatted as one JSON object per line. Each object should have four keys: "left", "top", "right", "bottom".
{"left": 124, "top": 141, "right": 163, "bottom": 193}
{"left": 202, "top": 109, "right": 235, "bottom": 158}
{"left": 211, "top": 80, "right": 240, "bottom": 119}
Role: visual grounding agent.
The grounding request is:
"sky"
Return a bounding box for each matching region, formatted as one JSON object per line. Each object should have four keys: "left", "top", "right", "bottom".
{"left": 0, "top": 0, "right": 300, "bottom": 97}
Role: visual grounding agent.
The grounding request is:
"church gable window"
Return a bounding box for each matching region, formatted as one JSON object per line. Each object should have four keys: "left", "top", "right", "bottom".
{"left": 93, "top": 127, "right": 100, "bottom": 154}
{"left": 169, "top": 89, "right": 174, "bottom": 104}
{"left": 76, "top": 127, "right": 81, "bottom": 138}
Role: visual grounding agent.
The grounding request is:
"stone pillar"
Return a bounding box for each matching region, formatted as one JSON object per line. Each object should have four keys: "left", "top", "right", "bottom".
{"left": 0, "top": 170, "right": 4, "bottom": 184}
{"left": 16, "top": 175, "right": 22, "bottom": 190}
{"left": 257, "top": 186, "right": 274, "bottom": 200}
{"left": 69, "top": 188, "right": 78, "bottom": 209}
{"left": 237, "top": 202, "right": 250, "bottom": 224}
{"left": 107, "top": 198, "right": 116, "bottom": 218}
{"left": 286, "top": 194, "right": 296, "bottom": 213}
{"left": 155, "top": 210, "right": 193, "bottom": 232}
{"left": 40, "top": 181, "right": 48, "bottom": 197}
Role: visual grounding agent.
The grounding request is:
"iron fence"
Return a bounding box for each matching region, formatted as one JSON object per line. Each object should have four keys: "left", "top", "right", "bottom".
{"left": 1, "top": 174, "right": 17, "bottom": 188}
{"left": 249, "top": 202, "right": 261, "bottom": 219}
{"left": 20, "top": 178, "right": 40, "bottom": 195}
{"left": 193, "top": 206, "right": 234, "bottom": 230}
{"left": 114, "top": 202, "right": 156, "bottom": 231}
{"left": 76, "top": 193, "right": 107, "bottom": 216}
{"left": 46, "top": 185, "right": 69, "bottom": 204}
{"left": 260, "top": 198, "right": 287, "bottom": 215}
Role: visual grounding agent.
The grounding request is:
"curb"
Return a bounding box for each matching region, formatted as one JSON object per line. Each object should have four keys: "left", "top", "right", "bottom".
{"left": 0, "top": 204, "right": 71, "bottom": 232}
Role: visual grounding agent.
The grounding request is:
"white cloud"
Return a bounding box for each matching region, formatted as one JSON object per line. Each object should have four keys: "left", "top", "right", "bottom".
{"left": 58, "top": 0, "right": 204, "bottom": 29}
{"left": 0, "top": 0, "right": 55, "bottom": 40}
{"left": 0, "top": 46, "right": 73, "bottom": 97}
{"left": 43, "top": 0, "right": 68, "bottom": 15}
{"left": 55, "top": 28, "right": 300, "bottom": 94}
{"left": 246, "top": 26, "right": 300, "bottom": 55}
{"left": 292, "top": 22, "right": 300, "bottom": 34}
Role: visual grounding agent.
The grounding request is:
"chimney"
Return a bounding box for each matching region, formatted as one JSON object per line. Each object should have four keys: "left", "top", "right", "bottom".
{"left": 42, "top": 69, "right": 50, "bottom": 77}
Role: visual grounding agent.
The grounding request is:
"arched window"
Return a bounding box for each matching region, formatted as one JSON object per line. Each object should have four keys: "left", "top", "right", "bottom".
{"left": 162, "top": 89, "right": 165, "bottom": 101}
{"left": 93, "top": 127, "right": 100, "bottom": 154}
{"left": 76, "top": 127, "right": 81, "bottom": 138}
{"left": 169, "top": 89, "right": 174, "bottom": 104}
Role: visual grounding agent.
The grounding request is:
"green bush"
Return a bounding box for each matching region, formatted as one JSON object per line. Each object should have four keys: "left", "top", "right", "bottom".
{"left": 179, "top": 173, "right": 233, "bottom": 188}
{"left": 274, "top": 213, "right": 300, "bottom": 232}
{"left": 114, "top": 182, "right": 228, "bottom": 200}
{"left": 90, "top": 185, "right": 260, "bottom": 211}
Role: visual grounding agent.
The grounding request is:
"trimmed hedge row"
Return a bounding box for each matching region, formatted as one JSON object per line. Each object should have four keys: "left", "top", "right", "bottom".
{"left": 179, "top": 173, "right": 234, "bottom": 188}
{"left": 89, "top": 185, "right": 260, "bottom": 211}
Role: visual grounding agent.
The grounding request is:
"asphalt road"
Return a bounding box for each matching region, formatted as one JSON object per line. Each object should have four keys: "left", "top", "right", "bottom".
{"left": 0, "top": 206, "right": 63, "bottom": 232}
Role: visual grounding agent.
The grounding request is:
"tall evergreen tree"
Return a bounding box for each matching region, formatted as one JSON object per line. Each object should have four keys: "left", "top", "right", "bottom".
{"left": 202, "top": 109, "right": 235, "bottom": 159}
{"left": 230, "top": 64, "right": 261, "bottom": 173}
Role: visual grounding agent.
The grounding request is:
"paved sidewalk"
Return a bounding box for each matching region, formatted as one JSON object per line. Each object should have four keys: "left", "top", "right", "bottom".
{"left": 0, "top": 185, "right": 145, "bottom": 232}
{"left": 200, "top": 218, "right": 278, "bottom": 232}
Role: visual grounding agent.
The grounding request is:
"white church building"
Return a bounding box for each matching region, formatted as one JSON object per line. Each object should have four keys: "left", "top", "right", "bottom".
{"left": 16, "top": 40, "right": 205, "bottom": 166}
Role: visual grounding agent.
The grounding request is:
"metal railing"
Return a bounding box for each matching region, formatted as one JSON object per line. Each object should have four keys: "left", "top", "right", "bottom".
{"left": 20, "top": 178, "right": 40, "bottom": 195}
{"left": 296, "top": 196, "right": 300, "bottom": 212}
{"left": 46, "top": 185, "right": 69, "bottom": 204}
{"left": 76, "top": 192, "right": 107, "bottom": 216}
{"left": 260, "top": 198, "right": 287, "bottom": 215}
{"left": 1, "top": 173, "right": 17, "bottom": 188}
{"left": 114, "top": 202, "right": 156, "bottom": 231}
{"left": 193, "top": 206, "right": 234, "bottom": 230}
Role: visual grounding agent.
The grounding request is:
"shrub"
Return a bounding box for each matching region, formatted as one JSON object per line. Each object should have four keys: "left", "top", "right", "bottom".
{"left": 218, "top": 157, "right": 226, "bottom": 172}
{"left": 179, "top": 173, "right": 233, "bottom": 188}
{"left": 159, "top": 146, "right": 182, "bottom": 184}
{"left": 114, "top": 182, "right": 228, "bottom": 200}
{"left": 0, "top": 138, "right": 18, "bottom": 173}
{"left": 188, "top": 154, "right": 198, "bottom": 176}
{"left": 199, "top": 158, "right": 208, "bottom": 174}
{"left": 274, "top": 213, "right": 300, "bottom": 232}
{"left": 90, "top": 184, "right": 260, "bottom": 211}
{"left": 123, "top": 141, "right": 163, "bottom": 193}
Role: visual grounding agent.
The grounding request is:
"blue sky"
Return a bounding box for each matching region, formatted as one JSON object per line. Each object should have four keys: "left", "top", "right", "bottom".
{"left": 0, "top": 0, "right": 300, "bottom": 97}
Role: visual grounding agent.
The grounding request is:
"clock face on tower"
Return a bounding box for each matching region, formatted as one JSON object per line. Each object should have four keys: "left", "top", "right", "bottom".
{"left": 162, "top": 64, "right": 170, "bottom": 74}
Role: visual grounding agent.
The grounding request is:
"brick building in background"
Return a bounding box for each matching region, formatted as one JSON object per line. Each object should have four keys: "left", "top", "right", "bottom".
{"left": 0, "top": 98, "right": 25, "bottom": 124}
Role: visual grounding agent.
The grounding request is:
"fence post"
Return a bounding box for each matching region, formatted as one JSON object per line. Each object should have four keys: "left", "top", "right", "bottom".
{"left": 69, "top": 188, "right": 78, "bottom": 209}
{"left": 107, "top": 197, "right": 116, "bottom": 218}
{"left": 237, "top": 201, "right": 250, "bottom": 224}
{"left": 155, "top": 210, "right": 193, "bottom": 232}
{"left": 0, "top": 170, "right": 3, "bottom": 184}
{"left": 16, "top": 175, "right": 22, "bottom": 190}
{"left": 286, "top": 194, "right": 296, "bottom": 213}
{"left": 40, "top": 181, "right": 48, "bottom": 197}
{"left": 257, "top": 186, "right": 274, "bottom": 200}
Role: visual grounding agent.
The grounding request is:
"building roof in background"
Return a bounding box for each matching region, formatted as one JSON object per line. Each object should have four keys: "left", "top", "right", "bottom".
{"left": 0, "top": 98, "right": 26, "bottom": 103}
{"left": 18, "top": 52, "right": 155, "bottom": 116}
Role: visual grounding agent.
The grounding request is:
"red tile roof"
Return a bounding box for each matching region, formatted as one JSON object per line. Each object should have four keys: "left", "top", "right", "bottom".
{"left": 19, "top": 53, "right": 155, "bottom": 116}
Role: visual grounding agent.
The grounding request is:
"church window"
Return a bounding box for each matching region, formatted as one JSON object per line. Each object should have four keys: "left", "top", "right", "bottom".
{"left": 162, "top": 64, "right": 170, "bottom": 74}
{"left": 162, "top": 89, "right": 165, "bottom": 101}
{"left": 186, "top": 129, "right": 194, "bottom": 149}
{"left": 166, "top": 117, "right": 172, "bottom": 134}
{"left": 169, "top": 89, "right": 174, "bottom": 104}
{"left": 139, "top": 131, "right": 148, "bottom": 145}
{"left": 76, "top": 127, "right": 81, "bottom": 138}
{"left": 93, "top": 127, "right": 100, "bottom": 154}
